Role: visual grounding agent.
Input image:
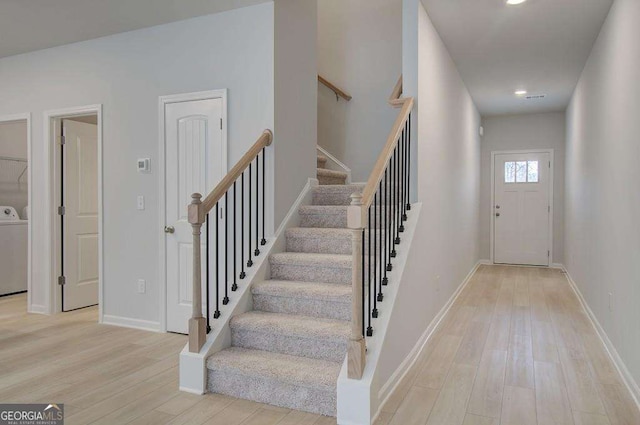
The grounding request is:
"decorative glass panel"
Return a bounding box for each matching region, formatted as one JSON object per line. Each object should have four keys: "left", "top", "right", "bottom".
{"left": 515, "top": 161, "right": 527, "bottom": 182}
{"left": 505, "top": 162, "right": 515, "bottom": 183}
{"left": 527, "top": 161, "right": 539, "bottom": 183}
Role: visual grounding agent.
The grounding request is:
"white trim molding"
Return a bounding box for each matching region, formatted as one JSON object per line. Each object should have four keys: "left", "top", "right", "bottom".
{"left": 490, "top": 149, "right": 554, "bottom": 266}
{"left": 316, "top": 145, "right": 352, "bottom": 183}
{"left": 0, "top": 113, "right": 32, "bottom": 312}
{"left": 43, "top": 105, "right": 103, "bottom": 317}
{"left": 562, "top": 266, "right": 640, "bottom": 411}
{"left": 102, "top": 315, "right": 161, "bottom": 333}
{"left": 158, "top": 89, "right": 228, "bottom": 333}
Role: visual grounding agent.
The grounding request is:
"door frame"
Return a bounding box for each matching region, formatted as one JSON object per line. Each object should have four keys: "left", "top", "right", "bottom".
{"left": 0, "top": 113, "right": 32, "bottom": 308}
{"left": 490, "top": 149, "right": 554, "bottom": 266}
{"left": 158, "top": 89, "right": 228, "bottom": 332}
{"left": 44, "top": 105, "right": 103, "bottom": 317}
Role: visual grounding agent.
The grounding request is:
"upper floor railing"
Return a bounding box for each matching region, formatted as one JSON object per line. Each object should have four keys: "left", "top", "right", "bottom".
{"left": 347, "top": 78, "right": 414, "bottom": 379}
{"left": 188, "top": 130, "right": 273, "bottom": 353}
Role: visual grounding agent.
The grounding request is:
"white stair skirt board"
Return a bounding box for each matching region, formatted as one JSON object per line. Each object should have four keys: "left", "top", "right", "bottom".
{"left": 336, "top": 203, "right": 422, "bottom": 425}
{"left": 179, "top": 178, "right": 317, "bottom": 395}
{"left": 563, "top": 267, "right": 640, "bottom": 411}
{"left": 317, "top": 145, "right": 352, "bottom": 183}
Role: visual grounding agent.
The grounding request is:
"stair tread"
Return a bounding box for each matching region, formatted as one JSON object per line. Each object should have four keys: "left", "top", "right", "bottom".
{"left": 253, "top": 280, "right": 352, "bottom": 301}
{"left": 317, "top": 154, "right": 328, "bottom": 162}
{"left": 230, "top": 311, "right": 350, "bottom": 340}
{"left": 286, "top": 227, "right": 352, "bottom": 239}
{"left": 317, "top": 168, "right": 348, "bottom": 178}
{"left": 207, "top": 347, "right": 341, "bottom": 390}
{"left": 270, "top": 252, "right": 352, "bottom": 267}
{"left": 312, "top": 184, "right": 364, "bottom": 194}
{"left": 299, "top": 205, "right": 348, "bottom": 213}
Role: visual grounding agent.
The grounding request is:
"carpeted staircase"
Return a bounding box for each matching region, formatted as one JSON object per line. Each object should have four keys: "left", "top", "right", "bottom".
{"left": 206, "top": 153, "right": 361, "bottom": 417}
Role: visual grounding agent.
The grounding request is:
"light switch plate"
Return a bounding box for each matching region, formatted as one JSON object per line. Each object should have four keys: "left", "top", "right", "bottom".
{"left": 137, "top": 158, "right": 150, "bottom": 173}
{"left": 137, "top": 195, "right": 145, "bottom": 210}
{"left": 138, "top": 279, "right": 146, "bottom": 294}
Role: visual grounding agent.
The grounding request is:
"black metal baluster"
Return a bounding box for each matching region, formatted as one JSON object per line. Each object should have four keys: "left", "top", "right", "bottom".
{"left": 402, "top": 117, "right": 409, "bottom": 221}
{"left": 386, "top": 160, "right": 393, "bottom": 272}
{"left": 377, "top": 181, "right": 384, "bottom": 302}
{"left": 407, "top": 113, "right": 412, "bottom": 212}
{"left": 382, "top": 168, "right": 388, "bottom": 286}
{"left": 240, "top": 173, "right": 246, "bottom": 279}
{"left": 395, "top": 142, "right": 401, "bottom": 244}
{"left": 254, "top": 155, "right": 260, "bottom": 256}
{"left": 367, "top": 206, "right": 373, "bottom": 336}
{"left": 372, "top": 193, "right": 378, "bottom": 318}
{"left": 247, "top": 163, "right": 253, "bottom": 267}
{"left": 361, "top": 228, "right": 365, "bottom": 338}
{"left": 261, "top": 148, "right": 266, "bottom": 246}
{"left": 398, "top": 126, "right": 407, "bottom": 233}
{"left": 391, "top": 149, "right": 397, "bottom": 258}
{"left": 232, "top": 182, "right": 238, "bottom": 291}
{"left": 223, "top": 193, "right": 229, "bottom": 305}
{"left": 213, "top": 203, "right": 221, "bottom": 319}
{"left": 205, "top": 214, "right": 211, "bottom": 331}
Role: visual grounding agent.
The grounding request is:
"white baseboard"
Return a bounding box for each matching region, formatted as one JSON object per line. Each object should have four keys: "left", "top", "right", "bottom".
{"left": 562, "top": 266, "right": 640, "bottom": 411}
{"left": 102, "top": 314, "right": 161, "bottom": 332}
{"left": 374, "top": 260, "right": 484, "bottom": 419}
{"left": 28, "top": 303, "right": 48, "bottom": 314}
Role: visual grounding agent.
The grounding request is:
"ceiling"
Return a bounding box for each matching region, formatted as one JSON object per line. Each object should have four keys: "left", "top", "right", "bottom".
{"left": 421, "top": 0, "right": 613, "bottom": 116}
{"left": 0, "top": 0, "right": 269, "bottom": 59}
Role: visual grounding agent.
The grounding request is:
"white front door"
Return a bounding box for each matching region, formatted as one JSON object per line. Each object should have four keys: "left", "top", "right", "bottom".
{"left": 62, "top": 119, "right": 99, "bottom": 311}
{"left": 165, "top": 97, "right": 224, "bottom": 334}
{"left": 494, "top": 152, "right": 551, "bottom": 266}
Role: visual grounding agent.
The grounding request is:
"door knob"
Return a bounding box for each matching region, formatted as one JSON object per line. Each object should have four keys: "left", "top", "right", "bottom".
{"left": 164, "top": 226, "right": 175, "bottom": 234}
{"left": 495, "top": 213, "right": 500, "bottom": 217}
{"left": 495, "top": 205, "right": 500, "bottom": 209}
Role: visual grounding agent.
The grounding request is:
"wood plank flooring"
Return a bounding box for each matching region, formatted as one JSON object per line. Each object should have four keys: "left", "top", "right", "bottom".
{"left": 376, "top": 265, "right": 640, "bottom": 425}
{"left": 1, "top": 265, "right": 638, "bottom": 425}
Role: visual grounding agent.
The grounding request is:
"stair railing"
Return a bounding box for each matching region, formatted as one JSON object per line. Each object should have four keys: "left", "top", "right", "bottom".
{"left": 347, "top": 81, "right": 413, "bottom": 379}
{"left": 318, "top": 75, "right": 352, "bottom": 101}
{"left": 188, "top": 129, "right": 273, "bottom": 353}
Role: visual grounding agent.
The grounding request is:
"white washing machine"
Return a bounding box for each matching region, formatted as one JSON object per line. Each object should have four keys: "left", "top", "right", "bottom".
{"left": 0, "top": 206, "right": 28, "bottom": 296}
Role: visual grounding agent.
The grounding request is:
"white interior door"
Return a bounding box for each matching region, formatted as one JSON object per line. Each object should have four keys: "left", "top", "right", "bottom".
{"left": 165, "top": 98, "right": 224, "bottom": 334}
{"left": 62, "top": 119, "right": 99, "bottom": 311}
{"left": 494, "top": 152, "right": 551, "bottom": 266}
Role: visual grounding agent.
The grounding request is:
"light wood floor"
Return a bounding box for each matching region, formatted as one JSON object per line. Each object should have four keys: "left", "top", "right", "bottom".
{"left": 376, "top": 265, "right": 640, "bottom": 425}
{"left": 1, "top": 265, "right": 638, "bottom": 425}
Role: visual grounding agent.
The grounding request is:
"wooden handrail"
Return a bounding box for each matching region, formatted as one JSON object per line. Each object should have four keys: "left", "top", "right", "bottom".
{"left": 388, "top": 75, "right": 404, "bottom": 108}
{"left": 318, "top": 75, "right": 352, "bottom": 101}
{"left": 187, "top": 129, "right": 272, "bottom": 354}
{"left": 192, "top": 130, "right": 273, "bottom": 221}
{"left": 360, "top": 97, "right": 413, "bottom": 209}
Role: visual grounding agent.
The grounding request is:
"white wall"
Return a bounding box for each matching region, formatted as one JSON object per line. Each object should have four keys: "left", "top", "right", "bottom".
{"left": 565, "top": 0, "right": 640, "bottom": 388}
{"left": 0, "top": 4, "right": 275, "bottom": 321}
{"left": 0, "top": 121, "right": 28, "bottom": 158}
{"left": 479, "top": 112, "right": 565, "bottom": 263}
{"left": 317, "top": 0, "right": 402, "bottom": 181}
{"left": 274, "top": 0, "right": 317, "bottom": 226}
{"left": 377, "top": 0, "right": 481, "bottom": 394}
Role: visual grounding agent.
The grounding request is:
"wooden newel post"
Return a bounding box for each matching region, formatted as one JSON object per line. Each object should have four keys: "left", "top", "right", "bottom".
{"left": 188, "top": 193, "right": 206, "bottom": 353}
{"left": 347, "top": 193, "right": 366, "bottom": 379}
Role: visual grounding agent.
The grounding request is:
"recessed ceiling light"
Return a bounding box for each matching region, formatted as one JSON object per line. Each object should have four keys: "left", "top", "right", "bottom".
{"left": 515, "top": 90, "right": 528, "bottom": 96}
{"left": 506, "top": 0, "right": 527, "bottom": 5}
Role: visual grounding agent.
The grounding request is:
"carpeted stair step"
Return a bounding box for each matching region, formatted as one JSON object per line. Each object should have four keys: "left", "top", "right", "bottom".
{"left": 286, "top": 227, "right": 352, "bottom": 254}
{"left": 317, "top": 168, "right": 347, "bottom": 185}
{"left": 207, "top": 347, "right": 340, "bottom": 416}
{"left": 299, "top": 205, "right": 348, "bottom": 228}
{"left": 270, "top": 252, "right": 352, "bottom": 285}
{"left": 312, "top": 184, "right": 366, "bottom": 206}
{"left": 317, "top": 154, "right": 328, "bottom": 169}
{"left": 252, "top": 280, "right": 351, "bottom": 321}
{"left": 230, "top": 311, "right": 349, "bottom": 362}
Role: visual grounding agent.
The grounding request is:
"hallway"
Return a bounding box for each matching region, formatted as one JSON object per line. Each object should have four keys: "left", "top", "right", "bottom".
{"left": 377, "top": 265, "right": 640, "bottom": 425}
